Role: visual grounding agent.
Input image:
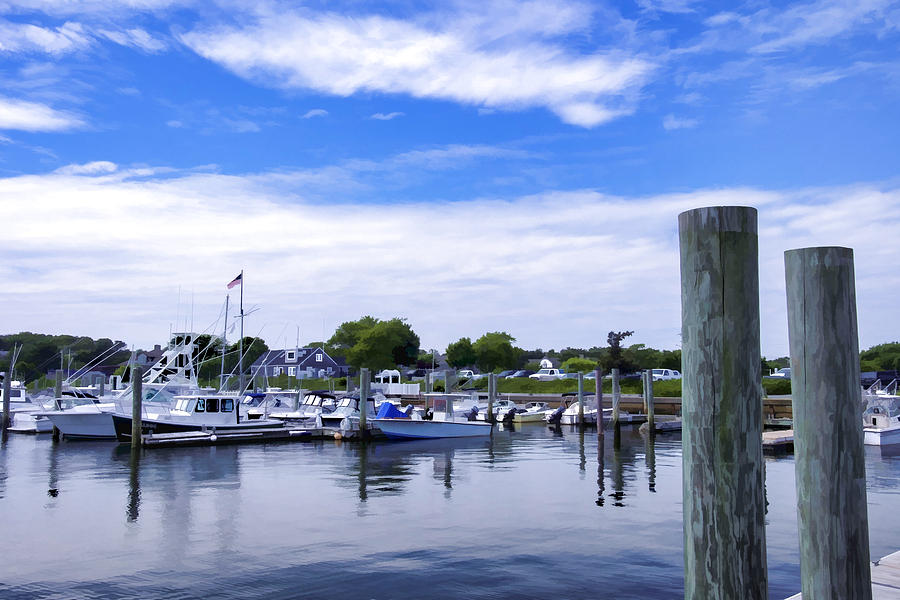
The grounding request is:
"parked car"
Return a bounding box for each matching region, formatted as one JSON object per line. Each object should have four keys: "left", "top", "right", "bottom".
{"left": 497, "top": 370, "right": 517, "bottom": 378}
{"left": 506, "top": 369, "right": 535, "bottom": 379}
{"left": 764, "top": 367, "right": 791, "bottom": 380}
{"left": 403, "top": 368, "right": 427, "bottom": 379}
{"left": 529, "top": 368, "right": 566, "bottom": 381}
{"left": 458, "top": 370, "right": 476, "bottom": 379}
{"left": 651, "top": 368, "right": 681, "bottom": 381}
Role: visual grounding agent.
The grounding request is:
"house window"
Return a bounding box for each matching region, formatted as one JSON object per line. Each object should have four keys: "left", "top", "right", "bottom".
{"left": 316, "top": 353, "right": 323, "bottom": 362}
{"left": 288, "top": 367, "right": 296, "bottom": 377}
{"left": 286, "top": 350, "right": 296, "bottom": 362}
{"left": 273, "top": 367, "right": 283, "bottom": 376}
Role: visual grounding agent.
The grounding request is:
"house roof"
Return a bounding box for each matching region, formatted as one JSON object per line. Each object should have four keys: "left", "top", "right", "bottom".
{"left": 251, "top": 347, "right": 344, "bottom": 369}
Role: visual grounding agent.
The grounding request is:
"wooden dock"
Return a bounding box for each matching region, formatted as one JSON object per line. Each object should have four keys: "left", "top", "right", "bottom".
{"left": 762, "top": 429, "right": 794, "bottom": 454}
{"left": 140, "top": 426, "right": 354, "bottom": 447}
{"left": 786, "top": 549, "right": 900, "bottom": 599}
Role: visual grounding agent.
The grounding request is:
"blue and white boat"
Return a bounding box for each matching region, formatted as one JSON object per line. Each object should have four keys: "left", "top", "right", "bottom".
{"left": 375, "top": 394, "right": 492, "bottom": 439}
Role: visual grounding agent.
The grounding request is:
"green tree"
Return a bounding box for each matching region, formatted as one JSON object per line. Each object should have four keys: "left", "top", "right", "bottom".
{"left": 327, "top": 316, "right": 380, "bottom": 357}
{"left": 601, "top": 330, "right": 636, "bottom": 372}
{"left": 445, "top": 337, "right": 476, "bottom": 368}
{"left": 473, "top": 331, "right": 518, "bottom": 372}
{"left": 561, "top": 357, "right": 598, "bottom": 373}
{"left": 346, "top": 318, "right": 419, "bottom": 370}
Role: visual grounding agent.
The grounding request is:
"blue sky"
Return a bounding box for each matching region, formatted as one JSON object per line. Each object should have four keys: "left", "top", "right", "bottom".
{"left": 1, "top": 0, "right": 899, "bottom": 357}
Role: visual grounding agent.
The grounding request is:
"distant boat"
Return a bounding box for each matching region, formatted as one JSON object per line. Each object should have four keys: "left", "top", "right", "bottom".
{"left": 1, "top": 380, "right": 54, "bottom": 433}
{"left": 513, "top": 401, "right": 553, "bottom": 423}
{"left": 863, "top": 379, "right": 900, "bottom": 446}
{"left": 375, "top": 394, "right": 492, "bottom": 439}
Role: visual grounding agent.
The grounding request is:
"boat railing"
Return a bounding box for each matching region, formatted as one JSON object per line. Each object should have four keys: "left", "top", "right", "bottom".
{"left": 865, "top": 379, "right": 883, "bottom": 396}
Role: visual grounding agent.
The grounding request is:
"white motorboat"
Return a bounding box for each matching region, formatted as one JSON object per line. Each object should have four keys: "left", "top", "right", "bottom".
{"left": 111, "top": 393, "right": 283, "bottom": 441}
{"left": 320, "top": 393, "right": 377, "bottom": 431}
{"left": 1, "top": 381, "right": 55, "bottom": 433}
{"left": 557, "top": 393, "right": 599, "bottom": 425}
{"left": 42, "top": 333, "right": 204, "bottom": 439}
{"left": 258, "top": 390, "right": 338, "bottom": 423}
{"left": 475, "top": 398, "right": 521, "bottom": 421}
{"left": 375, "top": 394, "right": 492, "bottom": 439}
{"left": 863, "top": 380, "right": 900, "bottom": 446}
{"left": 513, "top": 401, "right": 553, "bottom": 423}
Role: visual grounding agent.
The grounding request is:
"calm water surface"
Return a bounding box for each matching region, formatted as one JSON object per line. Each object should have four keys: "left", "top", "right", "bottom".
{"left": 1, "top": 425, "right": 898, "bottom": 599}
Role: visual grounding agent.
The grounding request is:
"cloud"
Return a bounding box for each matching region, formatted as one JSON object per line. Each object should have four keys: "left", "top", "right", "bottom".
{"left": 662, "top": 114, "right": 698, "bottom": 130}
{"left": 301, "top": 108, "right": 328, "bottom": 119}
{"left": 0, "top": 96, "right": 84, "bottom": 131}
{"left": 0, "top": 163, "right": 897, "bottom": 357}
{"left": 179, "top": 7, "right": 653, "bottom": 128}
{"left": 370, "top": 112, "right": 404, "bottom": 121}
{"left": 97, "top": 27, "right": 166, "bottom": 52}
{"left": 0, "top": 19, "right": 91, "bottom": 54}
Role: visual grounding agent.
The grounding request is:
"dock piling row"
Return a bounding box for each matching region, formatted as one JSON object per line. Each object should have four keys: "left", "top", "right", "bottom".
{"left": 131, "top": 366, "right": 143, "bottom": 450}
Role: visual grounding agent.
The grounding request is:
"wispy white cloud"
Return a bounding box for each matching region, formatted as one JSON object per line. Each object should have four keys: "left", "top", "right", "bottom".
{"left": 301, "top": 108, "right": 328, "bottom": 119}
{"left": 0, "top": 19, "right": 91, "bottom": 54}
{"left": 370, "top": 112, "right": 404, "bottom": 121}
{"left": 97, "top": 27, "right": 166, "bottom": 52}
{"left": 0, "top": 163, "right": 897, "bottom": 356}
{"left": 179, "top": 5, "right": 653, "bottom": 128}
{"left": 0, "top": 96, "right": 84, "bottom": 131}
{"left": 662, "top": 114, "right": 698, "bottom": 130}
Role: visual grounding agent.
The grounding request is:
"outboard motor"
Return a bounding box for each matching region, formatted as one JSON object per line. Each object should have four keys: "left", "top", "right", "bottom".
{"left": 547, "top": 404, "right": 565, "bottom": 425}
{"left": 403, "top": 405, "right": 415, "bottom": 416}
{"left": 463, "top": 406, "right": 479, "bottom": 421}
{"left": 501, "top": 407, "right": 516, "bottom": 423}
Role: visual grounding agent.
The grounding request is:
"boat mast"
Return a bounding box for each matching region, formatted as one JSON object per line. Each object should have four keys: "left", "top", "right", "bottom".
{"left": 220, "top": 295, "right": 229, "bottom": 390}
{"left": 238, "top": 270, "right": 244, "bottom": 393}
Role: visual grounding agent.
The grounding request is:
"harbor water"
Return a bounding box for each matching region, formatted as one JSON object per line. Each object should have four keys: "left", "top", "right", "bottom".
{"left": 1, "top": 425, "right": 898, "bottom": 599}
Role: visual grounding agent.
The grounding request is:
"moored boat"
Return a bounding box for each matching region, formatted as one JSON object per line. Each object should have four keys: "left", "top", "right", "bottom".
{"left": 863, "top": 380, "right": 900, "bottom": 446}
{"left": 375, "top": 394, "right": 492, "bottom": 439}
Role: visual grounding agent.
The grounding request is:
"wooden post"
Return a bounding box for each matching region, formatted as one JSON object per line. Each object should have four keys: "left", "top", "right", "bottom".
{"left": 577, "top": 373, "right": 585, "bottom": 427}
{"left": 1, "top": 375, "right": 10, "bottom": 436}
{"left": 611, "top": 368, "right": 620, "bottom": 425}
{"left": 595, "top": 369, "right": 604, "bottom": 435}
{"left": 131, "top": 366, "right": 143, "bottom": 450}
{"left": 359, "top": 368, "right": 369, "bottom": 434}
{"left": 785, "top": 247, "right": 871, "bottom": 599}
{"left": 53, "top": 370, "right": 63, "bottom": 441}
{"left": 487, "top": 373, "right": 495, "bottom": 423}
{"left": 679, "top": 205, "right": 767, "bottom": 599}
{"left": 645, "top": 370, "right": 655, "bottom": 430}
{"left": 98, "top": 375, "right": 105, "bottom": 398}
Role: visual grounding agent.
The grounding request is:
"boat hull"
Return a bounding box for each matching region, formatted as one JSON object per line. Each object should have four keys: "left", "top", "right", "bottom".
{"left": 7, "top": 411, "right": 54, "bottom": 434}
{"left": 43, "top": 411, "right": 116, "bottom": 439}
{"left": 111, "top": 414, "right": 285, "bottom": 441}
{"left": 374, "top": 418, "right": 492, "bottom": 439}
{"left": 864, "top": 425, "right": 900, "bottom": 446}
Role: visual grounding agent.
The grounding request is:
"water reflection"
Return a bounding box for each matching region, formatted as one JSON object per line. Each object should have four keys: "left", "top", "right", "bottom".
{"left": 579, "top": 429, "right": 586, "bottom": 473}
{"left": 644, "top": 431, "right": 657, "bottom": 493}
{"left": 127, "top": 447, "right": 140, "bottom": 522}
{"left": 596, "top": 439, "right": 605, "bottom": 506}
{"left": 610, "top": 426, "right": 626, "bottom": 506}
{"left": 45, "top": 441, "right": 60, "bottom": 508}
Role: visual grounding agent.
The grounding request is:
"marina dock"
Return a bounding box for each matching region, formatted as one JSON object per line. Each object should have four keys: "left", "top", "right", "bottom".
{"left": 786, "top": 550, "right": 900, "bottom": 599}
{"left": 762, "top": 429, "right": 794, "bottom": 454}
{"left": 139, "top": 426, "right": 358, "bottom": 447}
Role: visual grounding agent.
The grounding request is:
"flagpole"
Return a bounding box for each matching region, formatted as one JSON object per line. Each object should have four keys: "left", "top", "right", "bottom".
{"left": 238, "top": 269, "right": 244, "bottom": 394}
{"left": 220, "top": 295, "right": 229, "bottom": 390}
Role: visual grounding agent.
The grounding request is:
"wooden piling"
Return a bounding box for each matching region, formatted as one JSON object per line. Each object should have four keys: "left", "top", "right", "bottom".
{"left": 577, "top": 372, "right": 585, "bottom": 427}
{"left": 359, "top": 368, "right": 369, "bottom": 434}
{"left": 487, "top": 373, "right": 495, "bottom": 423}
{"left": 679, "top": 205, "right": 767, "bottom": 599}
{"left": 53, "top": 370, "right": 63, "bottom": 441}
{"left": 131, "top": 366, "right": 143, "bottom": 450}
{"left": 1, "top": 375, "right": 10, "bottom": 435}
{"left": 785, "top": 247, "right": 871, "bottom": 599}
{"left": 645, "top": 370, "right": 655, "bottom": 429}
{"left": 595, "top": 369, "right": 604, "bottom": 436}
{"left": 98, "top": 375, "right": 105, "bottom": 398}
{"left": 611, "top": 368, "right": 621, "bottom": 425}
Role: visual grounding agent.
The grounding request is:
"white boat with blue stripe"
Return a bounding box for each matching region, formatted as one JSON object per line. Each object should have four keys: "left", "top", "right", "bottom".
{"left": 374, "top": 394, "right": 492, "bottom": 439}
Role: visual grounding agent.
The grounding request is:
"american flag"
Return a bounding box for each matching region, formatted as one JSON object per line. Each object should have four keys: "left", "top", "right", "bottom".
{"left": 227, "top": 273, "right": 243, "bottom": 289}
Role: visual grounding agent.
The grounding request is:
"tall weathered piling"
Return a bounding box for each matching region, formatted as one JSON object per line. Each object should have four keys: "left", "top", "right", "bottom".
{"left": 679, "top": 206, "right": 767, "bottom": 598}
{"left": 487, "top": 373, "right": 496, "bottom": 423}
{"left": 131, "top": 366, "right": 143, "bottom": 450}
{"left": 577, "top": 373, "right": 585, "bottom": 427}
{"left": 644, "top": 370, "right": 655, "bottom": 429}
{"left": 785, "top": 247, "right": 871, "bottom": 599}
{"left": 595, "top": 369, "right": 604, "bottom": 436}
{"left": 53, "top": 370, "right": 63, "bottom": 441}
{"left": 359, "top": 368, "right": 369, "bottom": 435}
{"left": 611, "top": 368, "right": 621, "bottom": 425}
{"left": 1, "top": 375, "right": 10, "bottom": 436}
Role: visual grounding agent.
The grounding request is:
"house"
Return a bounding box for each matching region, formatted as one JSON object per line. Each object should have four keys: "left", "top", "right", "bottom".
{"left": 135, "top": 344, "right": 165, "bottom": 367}
{"left": 250, "top": 347, "right": 349, "bottom": 379}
